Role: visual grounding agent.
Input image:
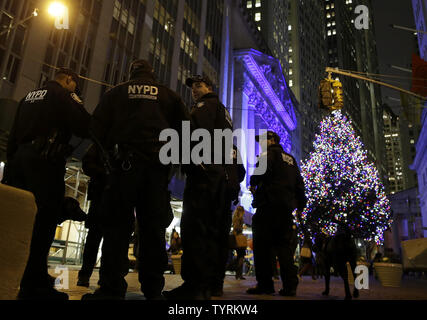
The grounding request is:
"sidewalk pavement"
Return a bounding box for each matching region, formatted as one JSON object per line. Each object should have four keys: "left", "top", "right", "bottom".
{"left": 50, "top": 268, "right": 427, "bottom": 300}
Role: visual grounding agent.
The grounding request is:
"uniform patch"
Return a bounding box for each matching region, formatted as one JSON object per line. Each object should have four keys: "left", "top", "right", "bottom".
{"left": 25, "top": 90, "right": 47, "bottom": 103}
{"left": 197, "top": 102, "right": 205, "bottom": 108}
{"left": 282, "top": 153, "right": 294, "bottom": 166}
{"left": 128, "top": 85, "right": 159, "bottom": 100}
{"left": 71, "top": 93, "right": 83, "bottom": 104}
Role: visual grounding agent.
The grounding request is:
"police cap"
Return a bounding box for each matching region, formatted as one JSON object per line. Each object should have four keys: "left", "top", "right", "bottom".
{"left": 129, "top": 59, "right": 154, "bottom": 77}
{"left": 255, "top": 131, "right": 280, "bottom": 144}
{"left": 185, "top": 75, "right": 213, "bottom": 88}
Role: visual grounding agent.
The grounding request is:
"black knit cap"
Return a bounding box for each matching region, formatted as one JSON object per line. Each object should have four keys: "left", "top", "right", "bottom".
{"left": 185, "top": 75, "right": 213, "bottom": 88}
{"left": 129, "top": 59, "right": 154, "bottom": 77}
{"left": 255, "top": 131, "right": 281, "bottom": 143}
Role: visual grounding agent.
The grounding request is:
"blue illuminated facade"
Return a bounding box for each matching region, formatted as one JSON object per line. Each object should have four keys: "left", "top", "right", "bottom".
{"left": 411, "top": 0, "right": 427, "bottom": 237}
{"left": 230, "top": 49, "right": 298, "bottom": 212}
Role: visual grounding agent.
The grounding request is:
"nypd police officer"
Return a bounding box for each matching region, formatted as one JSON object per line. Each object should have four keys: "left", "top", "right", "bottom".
{"left": 83, "top": 60, "right": 190, "bottom": 300}
{"left": 164, "top": 75, "right": 234, "bottom": 300}
{"left": 4, "top": 68, "right": 90, "bottom": 300}
{"left": 247, "top": 131, "right": 306, "bottom": 297}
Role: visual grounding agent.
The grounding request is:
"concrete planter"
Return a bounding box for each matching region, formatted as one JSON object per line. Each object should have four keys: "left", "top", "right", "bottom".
{"left": 374, "top": 262, "right": 403, "bottom": 287}
{"left": 0, "top": 184, "right": 37, "bottom": 299}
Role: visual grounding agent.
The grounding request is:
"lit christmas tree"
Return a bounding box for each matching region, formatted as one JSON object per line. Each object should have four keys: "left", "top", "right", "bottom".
{"left": 298, "top": 110, "right": 392, "bottom": 244}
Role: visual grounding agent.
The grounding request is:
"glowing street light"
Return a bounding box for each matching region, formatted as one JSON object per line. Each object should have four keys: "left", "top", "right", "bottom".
{"left": 48, "top": 2, "right": 67, "bottom": 18}
{"left": 47, "top": 2, "right": 69, "bottom": 30}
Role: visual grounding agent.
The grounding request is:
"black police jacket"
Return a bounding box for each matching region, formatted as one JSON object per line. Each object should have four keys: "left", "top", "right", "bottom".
{"left": 91, "top": 73, "right": 190, "bottom": 164}
{"left": 250, "top": 144, "right": 307, "bottom": 211}
{"left": 7, "top": 81, "right": 90, "bottom": 161}
{"left": 189, "top": 92, "right": 233, "bottom": 165}
{"left": 190, "top": 92, "right": 233, "bottom": 133}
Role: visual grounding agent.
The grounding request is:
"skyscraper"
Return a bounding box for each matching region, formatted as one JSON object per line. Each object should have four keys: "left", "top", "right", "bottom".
{"left": 323, "top": 0, "right": 386, "bottom": 182}
{"left": 288, "top": 0, "right": 327, "bottom": 161}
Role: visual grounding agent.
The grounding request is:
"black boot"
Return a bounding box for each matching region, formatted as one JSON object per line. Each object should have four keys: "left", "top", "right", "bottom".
{"left": 81, "top": 288, "right": 125, "bottom": 300}
{"left": 163, "top": 283, "right": 211, "bottom": 300}
{"left": 246, "top": 285, "right": 274, "bottom": 295}
{"left": 77, "top": 275, "right": 90, "bottom": 287}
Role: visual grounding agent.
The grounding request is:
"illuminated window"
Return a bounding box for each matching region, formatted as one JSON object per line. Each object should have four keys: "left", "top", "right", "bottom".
{"left": 288, "top": 25, "right": 292, "bottom": 31}
{"left": 113, "top": 0, "right": 121, "bottom": 20}
{"left": 255, "top": 0, "right": 261, "bottom": 8}
{"left": 247, "top": 1, "right": 252, "bottom": 9}
{"left": 255, "top": 12, "right": 261, "bottom": 21}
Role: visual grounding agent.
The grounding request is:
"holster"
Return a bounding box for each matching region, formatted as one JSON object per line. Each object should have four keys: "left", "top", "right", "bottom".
{"left": 32, "top": 132, "right": 73, "bottom": 162}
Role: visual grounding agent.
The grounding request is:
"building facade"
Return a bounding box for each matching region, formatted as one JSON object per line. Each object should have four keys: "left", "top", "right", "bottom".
{"left": 383, "top": 105, "right": 420, "bottom": 194}
{"left": 384, "top": 187, "right": 424, "bottom": 254}
{"left": 411, "top": 0, "right": 427, "bottom": 238}
{"left": 288, "top": 0, "right": 327, "bottom": 162}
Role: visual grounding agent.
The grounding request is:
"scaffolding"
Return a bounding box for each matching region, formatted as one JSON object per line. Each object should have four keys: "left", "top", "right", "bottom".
{"left": 48, "top": 163, "right": 92, "bottom": 266}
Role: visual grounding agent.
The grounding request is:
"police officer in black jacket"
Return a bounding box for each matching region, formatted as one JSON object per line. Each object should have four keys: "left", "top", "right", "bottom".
{"left": 164, "top": 75, "right": 234, "bottom": 300}
{"left": 4, "top": 68, "right": 90, "bottom": 300}
{"left": 83, "top": 60, "right": 190, "bottom": 300}
{"left": 247, "top": 131, "right": 306, "bottom": 297}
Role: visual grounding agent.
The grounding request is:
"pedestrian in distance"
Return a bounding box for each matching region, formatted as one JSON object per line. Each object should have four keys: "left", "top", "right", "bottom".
{"left": 232, "top": 206, "right": 247, "bottom": 280}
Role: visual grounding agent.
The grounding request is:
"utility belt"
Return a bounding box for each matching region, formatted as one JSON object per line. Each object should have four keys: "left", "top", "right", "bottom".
{"left": 110, "top": 144, "right": 152, "bottom": 172}
{"left": 29, "top": 135, "right": 73, "bottom": 162}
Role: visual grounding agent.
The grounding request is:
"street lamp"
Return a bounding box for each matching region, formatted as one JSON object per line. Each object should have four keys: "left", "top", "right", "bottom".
{"left": 0, "top": 8, "right": 39, "bottom": 37}
{"left": 0, "top": 1, "right": 69, "bottom": 38}
{"left": 48, "top": 2, "right": 67, "bottom": 18}
{"left": 47, "top": 2, "right": 69, "bottom": 30}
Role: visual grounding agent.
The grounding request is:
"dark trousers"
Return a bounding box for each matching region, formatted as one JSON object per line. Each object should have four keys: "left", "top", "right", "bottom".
{"left": 235, "top": 248, "right": 246, "bottom": 278}
{"left": 6, "top": 145, "right": 65, "bottom": 289}
{"left": 98, "top": 163, "right": 172, "bottom": 298}
{"left": 78, "top": 226, "right": 103, "bottom": 279}
{"left": 211, "top": 205, "right": 232, "bottom": 290}
{"left": 252, "top": 207, "right": 298, "bottom": 291}
{"left": 180, "top": 167, "right": 228, "bottom": 291}
{"left": 79, "top": 197, "right": 103, "bottom": 279}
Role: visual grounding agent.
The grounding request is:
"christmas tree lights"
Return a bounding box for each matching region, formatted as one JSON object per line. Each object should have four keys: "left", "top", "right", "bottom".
{"left": 299, "top": 110, "right": 392, "bottom": 244}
